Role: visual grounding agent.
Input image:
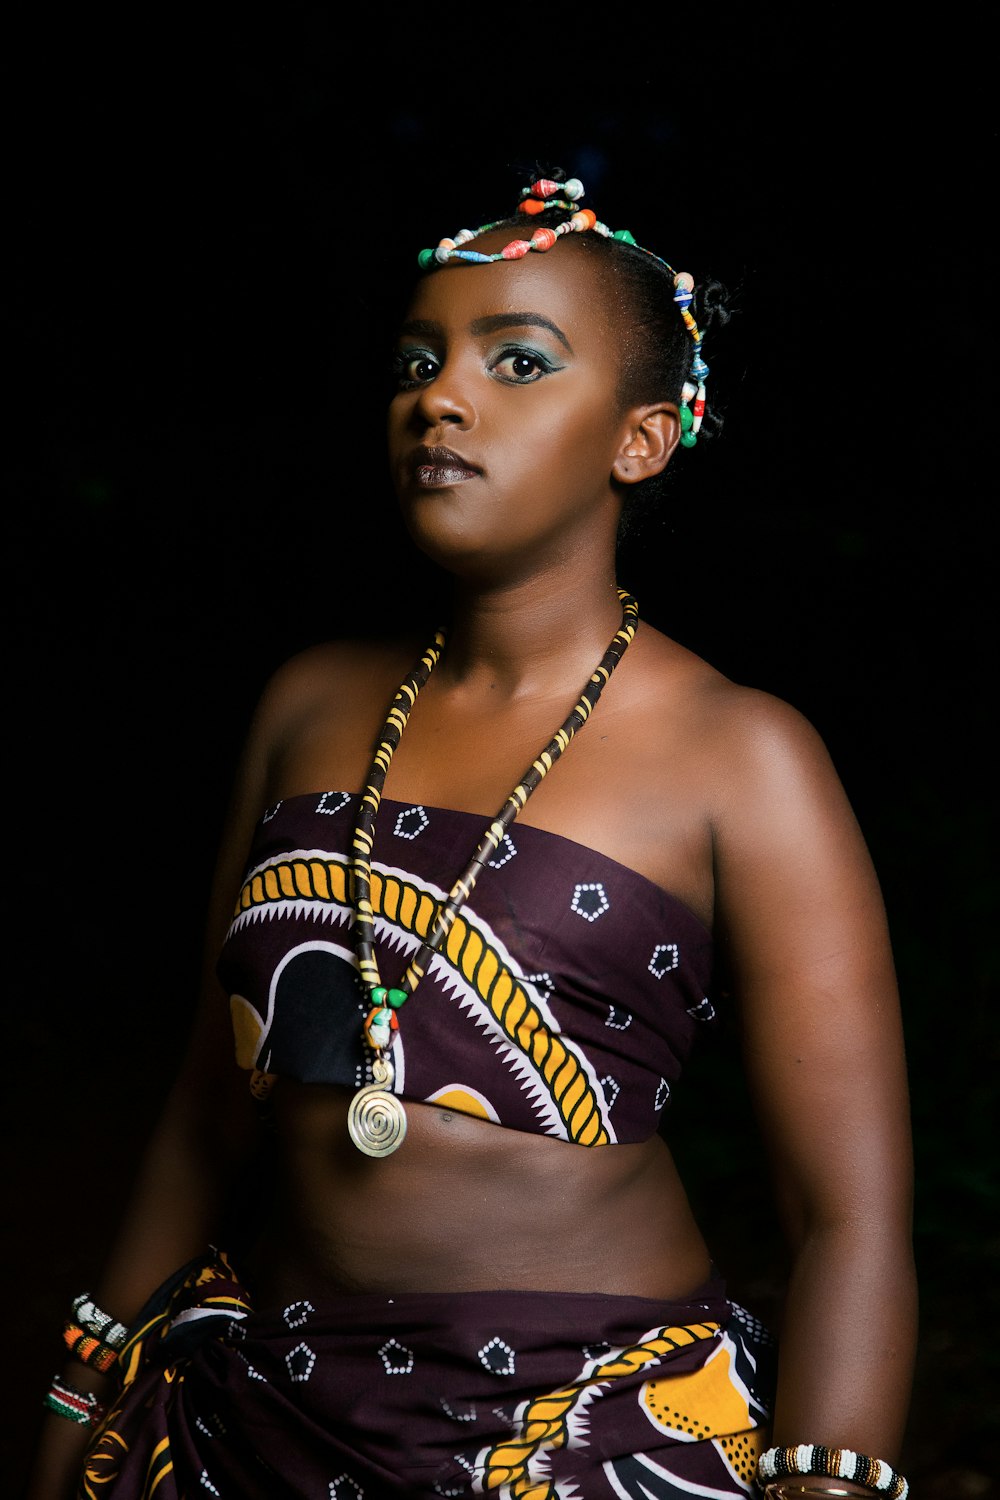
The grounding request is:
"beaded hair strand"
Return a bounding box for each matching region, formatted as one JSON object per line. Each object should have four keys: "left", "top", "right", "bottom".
{"left": 417, "top": 175, "right": 709, "bottom": 447}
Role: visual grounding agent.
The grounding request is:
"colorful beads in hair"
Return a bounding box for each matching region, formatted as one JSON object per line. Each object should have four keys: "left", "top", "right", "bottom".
{"left": 416, "top": 173, "right": 710, "bottom": 444}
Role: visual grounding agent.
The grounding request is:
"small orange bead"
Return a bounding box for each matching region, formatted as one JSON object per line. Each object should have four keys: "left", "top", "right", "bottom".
{"left": 520, "top": 197, "right": 546, "bottom": 215}
{"left": 570, "top": 209, "right": 596, "bottom": 231}
{"left": 531, "top": 228, "right": 557, "bottom": 251}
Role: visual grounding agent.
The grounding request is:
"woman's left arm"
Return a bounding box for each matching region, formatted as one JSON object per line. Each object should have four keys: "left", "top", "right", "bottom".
{"left": 712, "top": 689, "right": 917, "bottom": 1466}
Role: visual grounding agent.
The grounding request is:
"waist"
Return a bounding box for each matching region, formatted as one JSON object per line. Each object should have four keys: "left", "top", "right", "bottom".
{"left": 243, "top": 1083, "right": 712, "bottom": 1308}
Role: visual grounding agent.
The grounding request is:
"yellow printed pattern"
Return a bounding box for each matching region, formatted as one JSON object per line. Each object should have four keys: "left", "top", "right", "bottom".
{"left": 480, "top": 1320, "right": 721, "bottom": 1496}
{"left": 81, "top": 1250, "right": 250, "bottom": 1497}
{"left": 231, "top": 854, "right": 610, "bottom": 1145}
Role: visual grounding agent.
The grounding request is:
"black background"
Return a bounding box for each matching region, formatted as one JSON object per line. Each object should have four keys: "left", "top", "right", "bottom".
{"left": 3, "top": 9, "right": 995, "bottom": 1493}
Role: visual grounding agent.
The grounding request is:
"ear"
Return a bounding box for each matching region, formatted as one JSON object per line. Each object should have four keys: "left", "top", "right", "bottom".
{"left": 612, "top": 403, "right": 681, "bottom": 485}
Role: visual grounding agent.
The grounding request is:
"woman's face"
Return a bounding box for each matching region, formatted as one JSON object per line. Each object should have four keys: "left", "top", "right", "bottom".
{"left": 387, "top": 236, "right": 634, "bottom": 581}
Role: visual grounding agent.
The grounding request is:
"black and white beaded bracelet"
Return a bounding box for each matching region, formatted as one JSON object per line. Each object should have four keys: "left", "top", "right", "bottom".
{"left": 71, "top": 1292, "right": 129, "bottom": 1350}
{"left": 757, "top": 1445, "right": 908, "bottom": 1499}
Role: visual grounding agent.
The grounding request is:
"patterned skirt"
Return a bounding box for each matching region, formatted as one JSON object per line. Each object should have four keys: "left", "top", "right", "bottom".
{"left": 80, "top": 1249, "right": 775, "bottom": 1498}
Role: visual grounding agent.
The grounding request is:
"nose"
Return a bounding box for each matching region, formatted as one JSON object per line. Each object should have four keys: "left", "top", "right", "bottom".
{"left": 410, "top": 359, "right": 475, "bottom": 431}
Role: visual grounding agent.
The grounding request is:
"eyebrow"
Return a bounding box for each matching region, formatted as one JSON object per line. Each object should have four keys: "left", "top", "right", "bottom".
{"left": 471, "top": 314, "right": 573, "bottom": 352}
{"left": 397, "top": 313, "right": 573, "bottom": 354}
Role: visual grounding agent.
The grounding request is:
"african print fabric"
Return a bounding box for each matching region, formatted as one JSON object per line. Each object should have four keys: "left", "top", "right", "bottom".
{"left": 219, "top": 792, "right": 717, "bottom": 1145}
{"left": 80, "top": 1249, "right": 775, "bottom": 1498}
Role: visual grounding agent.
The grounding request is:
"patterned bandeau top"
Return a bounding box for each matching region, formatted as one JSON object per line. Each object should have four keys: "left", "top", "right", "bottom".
{"left": 217, "top": 790, "right": 718, "bottom": 1146}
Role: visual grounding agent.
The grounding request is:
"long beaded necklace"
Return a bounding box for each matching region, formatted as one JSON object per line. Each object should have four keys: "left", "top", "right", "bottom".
{"left": 346, "top": 589, "right": 639, "bottom": 1156}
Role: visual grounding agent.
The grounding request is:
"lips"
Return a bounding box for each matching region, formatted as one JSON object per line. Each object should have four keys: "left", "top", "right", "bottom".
{"left": 409, "top": 445, "right": 481, "bottom": 488}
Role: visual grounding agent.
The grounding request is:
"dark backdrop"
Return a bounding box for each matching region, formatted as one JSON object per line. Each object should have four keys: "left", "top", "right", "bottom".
{"left": 3, "top": 12, "right": 995, "bottom": 1494}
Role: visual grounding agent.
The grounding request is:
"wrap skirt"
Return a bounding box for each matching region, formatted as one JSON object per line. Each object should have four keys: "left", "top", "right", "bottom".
{"left": 80, "top": 1249, "right": 775, "bottom": 1498}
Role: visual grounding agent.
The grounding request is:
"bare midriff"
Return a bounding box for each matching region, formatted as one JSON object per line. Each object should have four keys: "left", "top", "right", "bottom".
{"left": 244, "top": 1084, "right": 712, "bottom": 1311}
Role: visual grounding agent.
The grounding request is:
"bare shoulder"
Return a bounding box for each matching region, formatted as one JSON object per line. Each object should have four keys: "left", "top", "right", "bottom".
{"left": 701, "top": 678, "right": 840, "bottom": 805}
{"left": 660, "top": 649, "right": 882, "bottom": 941}
{"left": 247, "top": 636, "right": 426, "bottom": 764}
{"left": 623, "top": 624, "right": 860, "bottom": 878}
{"left": 630, "top": 622, "right": 835, "bottom": 788}
{"left": 255, "top": 637, "right": 423, "bottom": 714}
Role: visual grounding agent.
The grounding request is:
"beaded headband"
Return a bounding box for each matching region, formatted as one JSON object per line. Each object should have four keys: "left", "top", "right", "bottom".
{"left": 417, "top": 175, "right": 708, "bottom": 446}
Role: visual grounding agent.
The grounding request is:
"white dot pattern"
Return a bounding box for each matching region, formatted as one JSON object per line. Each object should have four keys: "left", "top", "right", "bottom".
{"left": 238, "top": 1352, "right": 266, "bottom": 1382}
{"left": 648, "top": 943, "right": 679, "bottom": 978}
{"left": 195, "top": 1412, "right": 226, "bottom": 1437}
{"left": 283, "top": 1299, "right": 314, "bottom": 1329}
{"left": 393, "top": 805, "right": 430, "bottom": 840}
{"left": 329, "top": 1479, "right": 364, "bottom": 1500}
{"left": 378, "top": 1338, "right": 415, "bottom": 1374}
{"left": 478, "top": 1336, "right": 516, "bottom": 1375}
{"left": 285, "top": 1341, "right": 316, "bottom": 1383}
{"left": 316, "top": 790, "right": 351, "bottom": 815}
{"left": 440, "top": 1396, "right": 478, "bottom": 1422}
{"left": 487, "top": 833, "right": 517, "bottom": 869}
{"left": 571, "top": 882, "right": 610, "bottom": 922}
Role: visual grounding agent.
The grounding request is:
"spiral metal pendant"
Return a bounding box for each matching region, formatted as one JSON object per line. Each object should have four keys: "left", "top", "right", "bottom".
{"left": 348, "top": 1085, "right": 407, "bottom": 1157}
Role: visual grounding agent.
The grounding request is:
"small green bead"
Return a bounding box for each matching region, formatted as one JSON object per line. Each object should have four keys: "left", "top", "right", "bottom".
{"left": 680, "top": 430, "right": 698, "bottom": 448}
{"left": 371, "top": 986, "right": 388, "bottom": 1006}
{"left": 680, "top": 405, "right": 694, "bottom": 431}
{"left": 387, "top": 988, "right": 408, "bottom": 1008}
{"left": 613, "top": 229, "right": 637, "bottom": 244}
{"left": 417, "top": 248, "right": 436, "bottom": 269}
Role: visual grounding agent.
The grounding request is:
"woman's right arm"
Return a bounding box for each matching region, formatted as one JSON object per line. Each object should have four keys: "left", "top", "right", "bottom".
{"left": 24, "top": 659, "right": 305, "bottom": 1498}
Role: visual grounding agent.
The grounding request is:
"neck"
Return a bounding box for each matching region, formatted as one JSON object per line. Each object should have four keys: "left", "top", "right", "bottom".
{"left": 441, "top": 557, "right": 625, "bottom": 699}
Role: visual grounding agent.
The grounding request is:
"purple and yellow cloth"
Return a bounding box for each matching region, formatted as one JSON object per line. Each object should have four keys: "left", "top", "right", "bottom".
{"left": 219, "top": 791, "right": 718, "bottom": 1146}
{"left": 81, "top": 1250, "right": 775, "bottom": 1497}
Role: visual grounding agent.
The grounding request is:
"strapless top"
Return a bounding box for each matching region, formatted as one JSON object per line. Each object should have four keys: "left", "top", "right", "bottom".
{"left": 217, "top": 791, "right": 717, "bottom": 1145}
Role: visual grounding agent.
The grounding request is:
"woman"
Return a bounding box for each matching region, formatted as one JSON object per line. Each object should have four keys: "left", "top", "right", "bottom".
{"left": 28, "top": 174, "right": 916, "bottom": 1499}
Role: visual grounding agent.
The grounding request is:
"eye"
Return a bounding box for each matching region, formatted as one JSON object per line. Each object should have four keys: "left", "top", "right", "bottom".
{"left": 393, "top": 350, "right": 440, "bottom": 388}
{"left": 491, "top": 348, "right": 555, "bottom": 384}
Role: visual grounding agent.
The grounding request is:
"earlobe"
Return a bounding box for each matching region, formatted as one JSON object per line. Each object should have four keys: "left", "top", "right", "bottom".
{"left": 613, "top": 404, "right": 681, "bottom": 485}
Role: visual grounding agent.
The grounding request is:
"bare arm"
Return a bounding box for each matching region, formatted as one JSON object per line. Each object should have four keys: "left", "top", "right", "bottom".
{"left": 25, "top": 660, "right": 307, "bottom": 1497}
{"left": 712, "top": 691, "right": 916, "bottom": 1484}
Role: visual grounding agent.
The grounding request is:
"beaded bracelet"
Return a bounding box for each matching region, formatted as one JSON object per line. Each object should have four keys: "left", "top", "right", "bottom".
{"left": 763, "top": 1488, "right": 882, "bottom": 1498}
{"left": 757, "top": 1445, "right": 908, "bottom": 1499}
{"left": 62, "top": 1321, "right": 119, "bottom": 1373}
{"left": 43, "top": 1372, "right": 107, "bottom": 1428}
{"left": 71, "top": 1292, "right": 129, "bottom": 1350}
